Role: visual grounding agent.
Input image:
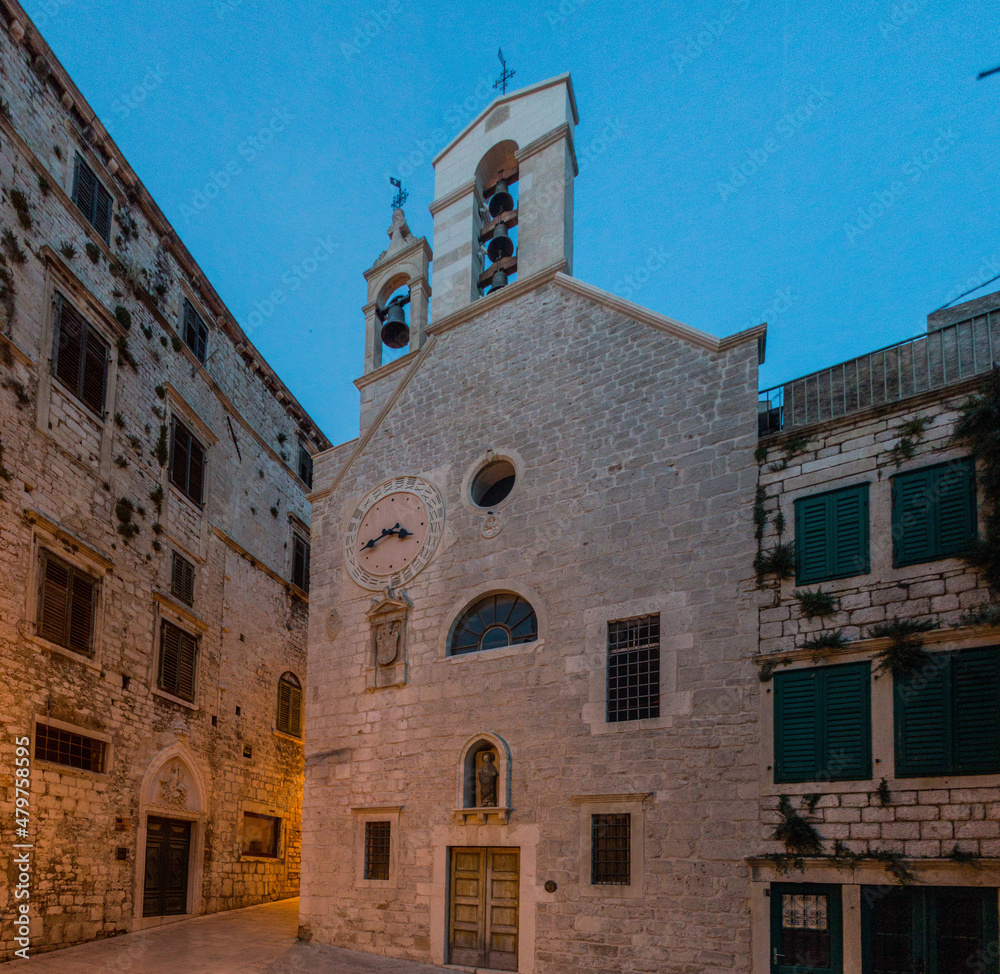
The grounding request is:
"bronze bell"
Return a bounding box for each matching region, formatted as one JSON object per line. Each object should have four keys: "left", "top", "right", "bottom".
{"left": 488, "top": 178, "right": 514, "bottom": 218}
{"left": 488, "top": 268, "right": 508, "bottom": 293}
{"left": 486, "top": 223, "right": 514, "bottom": 263}
{"left": 379, "top": 298, "right": 409, "bottom": 349}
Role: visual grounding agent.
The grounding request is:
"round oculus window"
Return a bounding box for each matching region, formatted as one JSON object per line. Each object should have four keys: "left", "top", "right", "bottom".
{"left": 471, "top": 459, "right": 516, "bottom": 508}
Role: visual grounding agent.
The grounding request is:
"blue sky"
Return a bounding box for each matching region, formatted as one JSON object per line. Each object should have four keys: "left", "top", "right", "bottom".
{"left": 23, "top": 0, "right": 999, "bottom": 446}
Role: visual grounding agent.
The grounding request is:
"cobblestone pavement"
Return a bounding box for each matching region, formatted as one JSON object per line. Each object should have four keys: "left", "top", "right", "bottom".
{"left": 1, "top": 899, "right": 451, "bottom": 974}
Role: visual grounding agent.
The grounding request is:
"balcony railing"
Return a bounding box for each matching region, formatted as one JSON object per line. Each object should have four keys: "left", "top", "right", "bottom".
{"left": 758, "top": 308, "right": 997, "bottom": 436}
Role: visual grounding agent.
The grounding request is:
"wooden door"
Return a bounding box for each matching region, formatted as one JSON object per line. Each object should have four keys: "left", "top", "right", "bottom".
{"left": 449, "top": 847, "right": 519, "bottom": 971}
{"left": 143, "top": 816, "right": 191, "bottom": 917}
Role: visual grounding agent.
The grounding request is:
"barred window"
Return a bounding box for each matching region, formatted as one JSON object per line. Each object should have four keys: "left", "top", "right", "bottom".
{"left": 364, "top": 821, "right": 391, "bottom": 880}
{"left": 170, "top": 551, "right": 195, "bottom": 606}
{"left": 291, "top": 534, "right": 310, "bottom": 593}
{"left": 606, "top": 614, "right": 660, "bottom": 722}
{"left": 35, "top": 722, "right": 106, "bottom": 773}
{"left": 71, "top": 153, "right": 113, "bottom": 242}
{"left": 52, "top": 294, "right": 109, "bottom": 417}
{"left": 591, "top": 813, "right": 630, "bottom": 885}
{"left": 241, "top": 812, "right": 280, "bottom": 858}
{"left": 37, "top": 551, "right": 97, "bottom": 656}
{"left": 169, "top": 417, "right": 206, "bottom": 506}
{"left": 158, "top": 620, "right": 198, "bottom": 702}
{"left": 182, "top": 298, "right": 208, "bottom": 363}
{"left": 276, "top": 672, "right": 302, "bottom": 737}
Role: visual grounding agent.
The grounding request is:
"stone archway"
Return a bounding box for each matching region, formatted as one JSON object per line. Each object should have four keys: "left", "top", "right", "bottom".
{"left": 133, "top": 744, "right": 208, "bottom": 928}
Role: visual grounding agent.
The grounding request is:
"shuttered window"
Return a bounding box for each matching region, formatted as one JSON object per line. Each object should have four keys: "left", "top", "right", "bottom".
{"left": 276, "top": 672, "right": 302, "bottom": 737}
{"left": 52, "top": 294, "right": 109, "bottom": 417}
{"left": 291, "top": 534, "right": 310, "bottom": 592}
{"left": 158, "top": 620, "right": 198, "bottom": 702}
{"left": 794, "top": 484, "right": 870, "bottom": 584}
{"left": 891, "top": 459, "right": 977, "bottom": 567}
{"left": 182, "top": 298, "right": 208, "bottom": 363}
{"left": 895, "top": 646, "right": 1000, "bottom": 777}
{"left": 170, "top": 552, "right": 195, "bottom": 606}
{"left": 71, "top": 153, "right": 113, "bottom": 243}
{"left": 37, "top": 551, "right": 97, "bottom": 656}
{"left": 774, "top": 663, "right": 871, "bottom": 783}
{"left": 297, "top": 442, "right": 313, "bottom": 488}
{"left": 169, "top": 417, "right": 206, "bottom": 506}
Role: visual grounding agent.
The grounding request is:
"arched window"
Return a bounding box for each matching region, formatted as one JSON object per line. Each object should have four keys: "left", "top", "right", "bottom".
{"left": 449, "top": 593, "right": 537, "bottom": 656}
{"left": 276, "top": 672, "right": 302, "bottom": 737}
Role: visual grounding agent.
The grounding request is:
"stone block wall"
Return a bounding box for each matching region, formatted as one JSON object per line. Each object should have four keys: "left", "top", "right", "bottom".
{"left": 0, "top": 2, "right": 325, "bottom": 958}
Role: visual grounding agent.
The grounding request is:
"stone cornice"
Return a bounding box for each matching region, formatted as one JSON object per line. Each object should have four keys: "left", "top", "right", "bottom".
{"left": 428, "top": 179, "right": 477, "bottom": 217}
{"left": 571, "top": 792, "right": 653, "bottom": 804}
{"left": 516, "top": 122, "right": 578, "bottom": 177}
{"left": 152, "top": 591, "right": 210, "bottom": 634}
{"left": 363, "top": 235, "right": 433, "bottom": 280}
{"left": 353, "top": 348, "right": 420, "bottom": 390}
{"left": 211, "top": 526, "right": 307, "bottom": 602}
{"left": 25, "top": 508, "right": 114, "bottom": 570}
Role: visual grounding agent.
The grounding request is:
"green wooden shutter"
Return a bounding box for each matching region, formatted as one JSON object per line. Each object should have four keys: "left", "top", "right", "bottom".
{"left": 822, "top": 663, "right": 871, "bottom": 780}
{"left": 895, "top": 656, "right": 950, "bottom": 777}
{"left": 952, "top": 647, "right": 1000, "bottom": 775}
{"left": 831, "top": 487, "right": 869, "bottom": 577}
{"left": 935, "top": 459, "right": 976, "bottom": 557}
{"left": 893, "top": 469, "right": 934, "bottom": 566}
{"left": 795, "top": 484, "right": 869, "bottom": 584}
{"left": 774, "top": 670, "right": 820, "bottom": 782}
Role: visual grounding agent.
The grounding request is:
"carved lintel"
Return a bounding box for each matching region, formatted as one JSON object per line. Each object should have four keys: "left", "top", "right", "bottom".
{"left": 453, "top": 807, "right": 511, "bottom": 826}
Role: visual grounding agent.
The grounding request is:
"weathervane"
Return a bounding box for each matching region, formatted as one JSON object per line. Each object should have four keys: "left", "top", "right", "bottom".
{"left": 390, "top": 177, "right": 408, "bottom": 211}
{"left": 493, "top": 48, "right": 515, "bottom": 95}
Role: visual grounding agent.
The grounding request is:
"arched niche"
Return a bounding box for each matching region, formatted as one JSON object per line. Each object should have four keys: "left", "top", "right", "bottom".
{"left": 133, "top": 744, "right": 209, "bottom": 927}
{"left": 455, "top": 733, "right": 511, "bottom": 825}
{"left": 475, "top": 140, "right": 519, "bottom": 198}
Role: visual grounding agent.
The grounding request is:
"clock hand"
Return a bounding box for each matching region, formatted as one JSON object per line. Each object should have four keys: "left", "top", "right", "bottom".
{"left": 361, "top": 523, "right": 411, "bottom": 550}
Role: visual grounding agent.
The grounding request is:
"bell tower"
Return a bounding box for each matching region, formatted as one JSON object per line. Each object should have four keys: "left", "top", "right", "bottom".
{"left": 361, "top": 208, "right": 432, "bottom": 374}
{"left": 429, "top": 73, "right": 578, "bottom": 320}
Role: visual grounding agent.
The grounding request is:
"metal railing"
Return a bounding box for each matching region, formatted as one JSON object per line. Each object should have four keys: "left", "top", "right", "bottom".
{"left": 758, "top": 308, "right": 997, "bottom": 436}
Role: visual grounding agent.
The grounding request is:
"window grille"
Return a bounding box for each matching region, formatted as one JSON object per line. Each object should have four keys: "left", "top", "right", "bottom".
{"left": 606, "top": 614, "right": 660, "bottom": 722}
{"left": 364, "top": 821, "right": 391, "bottom": 880}
{"left": 35, "top": 722, "right": 106, "bottom": 772}
{"left": 591, "top": 813, "right": 630, "bottom": 885}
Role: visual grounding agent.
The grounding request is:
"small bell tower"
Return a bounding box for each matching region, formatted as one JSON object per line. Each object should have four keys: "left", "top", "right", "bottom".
{"left": 362, "top": 208, "right": 432, "bottom": 374}
{"left": 429, "top": 73, "right": 578, "bottom": 320}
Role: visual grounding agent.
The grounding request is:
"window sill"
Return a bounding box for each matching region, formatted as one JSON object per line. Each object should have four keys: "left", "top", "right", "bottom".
{"left": 446, "top": 638, "right": 542, "bottom": 663}
{"left": 33, "top": 758, "right": 106, "bottom": 777}
{"left": 168, "top": 483, "right": 205, "bottom": 516}
{"left": 151, "top": 686, "right": 198, "bottom": 711}
{"left": 272, "top": 729, "right": 303, "bottom": 744}
{"left": 240, "top": 854, "right": 282, "bottom": 862}
{"left": 29, "top": 634, "right": 101, "bottom": 671}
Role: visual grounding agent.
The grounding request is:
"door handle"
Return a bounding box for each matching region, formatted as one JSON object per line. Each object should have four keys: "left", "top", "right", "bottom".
{"left": 773, "top": 946, "right": 784, "bottom": 965}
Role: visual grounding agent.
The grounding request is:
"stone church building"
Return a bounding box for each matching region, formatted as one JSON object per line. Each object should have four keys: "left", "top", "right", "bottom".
{"left": 301, "top": 74, "right": 767, "bottom": 972}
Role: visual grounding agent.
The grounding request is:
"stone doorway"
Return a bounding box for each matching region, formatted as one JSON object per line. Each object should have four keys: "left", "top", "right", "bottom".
{"left": 143, "top": 816, "right": 192, "bottom": 917}
{"left": 448, "top": 847, "right": 519, "bottom": 971}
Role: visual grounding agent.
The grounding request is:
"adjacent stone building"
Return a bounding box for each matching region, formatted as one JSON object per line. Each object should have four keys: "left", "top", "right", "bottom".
{"left": 753, "top": 294, "right": 999, "bottom": 970}
{"left": 301, "top": 75, "right": 767, "bottom": 973}
{"left": 0, "top": 0, "right": 328, "bottom": 958}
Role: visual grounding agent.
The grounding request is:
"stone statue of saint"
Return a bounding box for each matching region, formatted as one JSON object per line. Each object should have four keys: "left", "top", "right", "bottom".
{"left": 478, "top": 751, "right": 499, "bottom": 807}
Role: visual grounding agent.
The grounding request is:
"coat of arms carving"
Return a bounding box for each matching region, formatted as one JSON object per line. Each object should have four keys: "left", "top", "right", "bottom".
{"left": 375, "top": 620, "right": 401, "bottom": 666}
{"left": 366, "top": 592, "right": 411, "bottom": 682}
{"left": 158, "top": 763, "right": 187, "bottom": 807}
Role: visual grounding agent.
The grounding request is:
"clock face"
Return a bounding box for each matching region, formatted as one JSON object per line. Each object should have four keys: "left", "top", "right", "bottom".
{"left": 344, "top": 476, "right": 444, "bottom": 590}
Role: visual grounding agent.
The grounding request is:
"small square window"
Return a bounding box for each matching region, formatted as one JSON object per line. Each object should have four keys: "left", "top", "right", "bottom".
{"left": 241, "top": 812, "right": 280, "bottom": 858}
{"left": 591, "top": 813, "right": 630, "bottom": 885}
{"left": 364, "top": 821, "right": 391, "bottom": 880}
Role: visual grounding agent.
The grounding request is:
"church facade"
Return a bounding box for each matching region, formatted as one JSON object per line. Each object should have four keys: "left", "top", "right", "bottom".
{"left": 301, "top": 75, "right": 767, "bottom": 973}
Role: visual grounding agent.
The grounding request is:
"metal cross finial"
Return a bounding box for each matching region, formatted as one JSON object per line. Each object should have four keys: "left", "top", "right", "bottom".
{"left": 493, "top": 48, "right": 515, "bottom": 95}
{"left": 389, "top": 177, "right": 408, "bottom": 211}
